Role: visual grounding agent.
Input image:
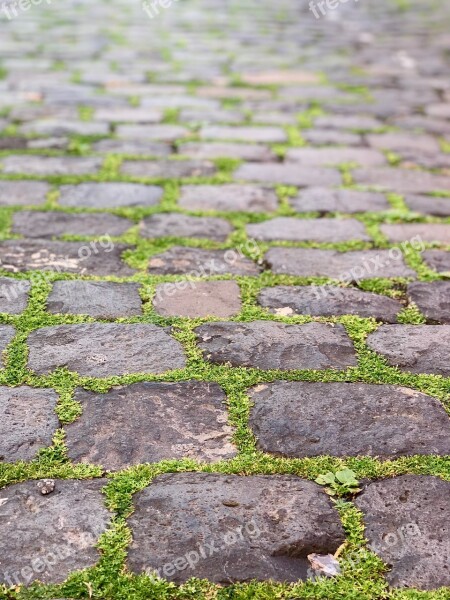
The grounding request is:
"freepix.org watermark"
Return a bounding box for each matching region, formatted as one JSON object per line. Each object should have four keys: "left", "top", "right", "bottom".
{"left": 1, "top": 0, "right": 52, "bottom": 20}
{"left": 142, "top": 0, "right": 179, "bottom": 19}
{"left": 146, "top": 518, "right": 261, "bottom": 580}
{"left": 309, "top": 0, "right": 361, "bottom": 20}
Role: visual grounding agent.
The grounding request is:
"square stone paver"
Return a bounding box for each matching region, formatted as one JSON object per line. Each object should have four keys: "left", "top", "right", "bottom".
{"left": 0, "top": 181, "right": 49, "bottom": 206}
{"left": 367, "top": 325, "right": 450, "bottom": 376}
{"left": 27, "top": 323, "right": 186, "bottom": 377}
{"left": 65, "top": 381, "right": 236, "bottom": 470}
{"left": 235, "top": 163, "right": 341, "bottom": 186}
{"left": 195, "top": 321, "right": 357, "bottom": 370}
{"left": 141, "top": 213, "right": 233, "bottom": 241}
{"left": 0, "top": 480, "right": 111, "bottom": 585}
{"left": 179, "top": 184, "right": 279, "bottom": 213}
{"left": 249, "top": 382, "right": 450, "bottom": 458}
{"left": 148, "top": 246, "right": 261, "bottom": 276}
{"left": 0, "top": 277, "right": 30, "bottom": 314}
{"left": 355, "top": 476, "right": 450, "bottom": 589}
{"left": 0, "top": 386, "right": 59, "bottom": 462}
{"left": 154, "top": 281, "right": 241, "bottom": 318}
{"left": 12, "top": 212, "right": 133, "bottom": 238}
{"left": 291, "top": 188, "right": 389, "bottom": 213}
{"left": 47, "top": 281, "right": 143, "bottom": 318}
{"left": 59, "top": 183, "right": 163, "bottom": 208}
{"left": 247, "top": 217, "right": 369, "bottom": 242}
{"left": 265, "top": 248, "right": 416, "bottom": 279}
{"left": 258, "top": 285, "right": 402, "bottom": 322}
{"left": 0, "top": 240, "right": 135, "bottom": 276}
{"left": 127, "top": 473, "right": 345, "bottom": 583}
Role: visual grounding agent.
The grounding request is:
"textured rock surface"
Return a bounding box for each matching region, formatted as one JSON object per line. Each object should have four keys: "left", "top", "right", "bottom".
{"left": 179, "top": 184, "right": 278, "bottom": 212}
{"left": 258, "top": 285, "right": 402, "bottom": 322}
{"left": 0, "top": 480, "right": 111, "bottom": 585}
{"left": 286, "top": 147, "right": 386, "bottom": 167}
{"left": 141, "top": 213, "right": 233, "bottom": 241}
{"left": 65, "top": 382, "right": 236, "bottom": 469}
{"left": 381, "top": 223, "right": 450, "bottom": 244}
{"left": 407, "top": 281, "right": 450, "bottom": 323}
{"left": 0, "top": 181, "right": 49, "bottom": 206}
{"left": 178, "top": 142, "right": 276, "bottom": 162}
{"left": 247, "top": 217, "right": 369, "bottom": 242}
{"left": 27, "top": 323, "right": 186, "bottom": 376}
{"left": 195, "top": 321, "right": 357, "bottom": 370}
{"left": 291, "top": 188, "right": 389, "bottom": 214}
{"left": 148, "top": 246, "right": 261, "bottom": 276}
{"left": 12, "top": 211, "right": 132, "bottom": 238}
{"left": 0, "top": 277, "right": 30, "bottom": 314}
{"left": 0, "top": 387, "right": 59, "bottom": 462}
{"left": 265, "top": 248, "right": 416, "bottom": 279}
{"left": 59, "top": 183, "right": 163, "bottom": 208}
{"left": 404, "top": 194, "right": 450, "bottom": 216}
{"left": 0, "top": 240, "right": 134, "bottom": 276}
{"left": 127, "top": 473, "right": 345, "bottom": 583}
{"left": 249, "top": 382, "right": 450, "bottom": 458}
{"left": 353, "top": 167, "right": 450, "bottom": 193}
{"left": 1, "top": 156, "right": 102, "bottom": 175}
{"left": 0, "top": 326, "right": 16, "bottom": 366}
{"left": 47, "top": 281, "right": 143, "bottom": 318}
{"left": 367, "top": 325, "right": 450, "bottom": 375}
{"left": 154, "top": 281, "right": 242, "bottom": 318}
{"left": 422, "top": 250, "right": 450, "bottom": 274}
{"left": 121, "top": 160, "right": 216, "bottom": 178}
{"left": 355, "top": 476, "right": 450, "bottom": 589}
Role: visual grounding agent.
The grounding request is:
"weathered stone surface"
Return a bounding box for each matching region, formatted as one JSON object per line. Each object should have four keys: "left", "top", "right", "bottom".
{"left": 315, "top": 115, "right": 384, "bottom": 131}
{"left": 0, "top": 277, "right": 30, "bottom": 314}
{"left": 127, "top": 473, "right": 345, "bottom": 583}
{"left": 59, "top": 183, "right": 163, "bottom": 208}
{"left": 12, "top": 211, "right": 132, "bottom": 238}
{"left": 353, "top": 167, "right": 450, "bottom": 194}
{"left": 116, "top": 124, "right": 189, "bottom": 141}
{"left": 258, "top": 285, "right": 402, "bottom": 322}
{"left": 265, "top": 248, "right": 416, "bottom": 279}
{"left": 1, "top": 156, "right": 102, "bottom": 175}
{"left": 407, "top": 281, "right": 450, "bottom": 323}
{"left": 291, "top": 188, "right": 389, "bottom": 213}
{"left": 0, "top": 479, "right": 111, "bottom": 585}
{"left": 247, "top": 217, "right": 369, "bottom": 242}
{"left": 65, "top": 382, "right": 236, "bottom": 470}
{"left": 355, "top": 476, "right": 450, "bottom": 589}
{"left": 47, "top": 281, "right": 143, "bottom": 318}
{"left": 179, "top": 184, "right": 278, "bottom": 213}
{"left": 121, "top": 160, "right": 216, "bottom": 178}
{"left": 0, "top": 181, "right": 49, "bottom": 206}
{"left": 27, "top": 323, "right": 185, "bottom": 377}
{"left": 0, "top": 326, "right": 15, "bottom": 365}
{"left": 302, "top": 129, "right": 362, "bottom": 147}
{"left": 241, "top": 70, "right": 320, "bottom": 85}
{"left": 148, "top": 246, "right": 260, "bottom": 276}
{"left": 0, "top": 240, "right": 135, "bottom": 276}
{"left": 381, "top": 223, "right": 450, "bottom": 244}
{"left": 178, "top": 142, "right": 276, "bottom": 162}
{"left": 93, "top": 107, "right": 163, "bottom": 123}
{"left": 195, "top": 321, "right": 356, "bottom": 370}
{"left": 286, "top": 147, "right": 386, "bottom": 167}
{"left": 422, "top": 250, "right": 450, "bottom": 274}
{"left": 249, "top": 381, "right": 450, "bottom": 458}
{"left": 154, "top": 281, "right": 241, "bottom": 318}
{"left": 404, "top": 194, "right": 450, "bottom": 216}
{"left": 367, "top": 325, "right": 450, "bottom": 376}
{"left": 200, "top": 126, "right": 287, "bottom": 143}
{"left": 92, "top": 139, "right": 171, "bottom": 156}
{"left": 235, "top": 163, "right": 341, "bottom": 186}
{"left": 0, "top": 386, "right": 59, "bottom": 462}
{"left": 141, "top": 213, "right": 233, "bottom": 241}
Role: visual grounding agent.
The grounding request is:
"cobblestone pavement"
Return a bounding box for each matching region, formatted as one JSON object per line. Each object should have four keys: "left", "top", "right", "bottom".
{"left": 0, "top": 0, "right": 450, "bottom": 599}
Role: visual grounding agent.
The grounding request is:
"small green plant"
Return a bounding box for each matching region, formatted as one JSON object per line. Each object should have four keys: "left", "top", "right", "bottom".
{"left": 316, "top": 469, "right": 361, "bottom": 497}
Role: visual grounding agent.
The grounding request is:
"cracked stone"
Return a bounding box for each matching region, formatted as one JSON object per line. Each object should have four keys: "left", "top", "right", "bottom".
{"left": 65, "top": 381, "right": 236, "bottom": 470}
